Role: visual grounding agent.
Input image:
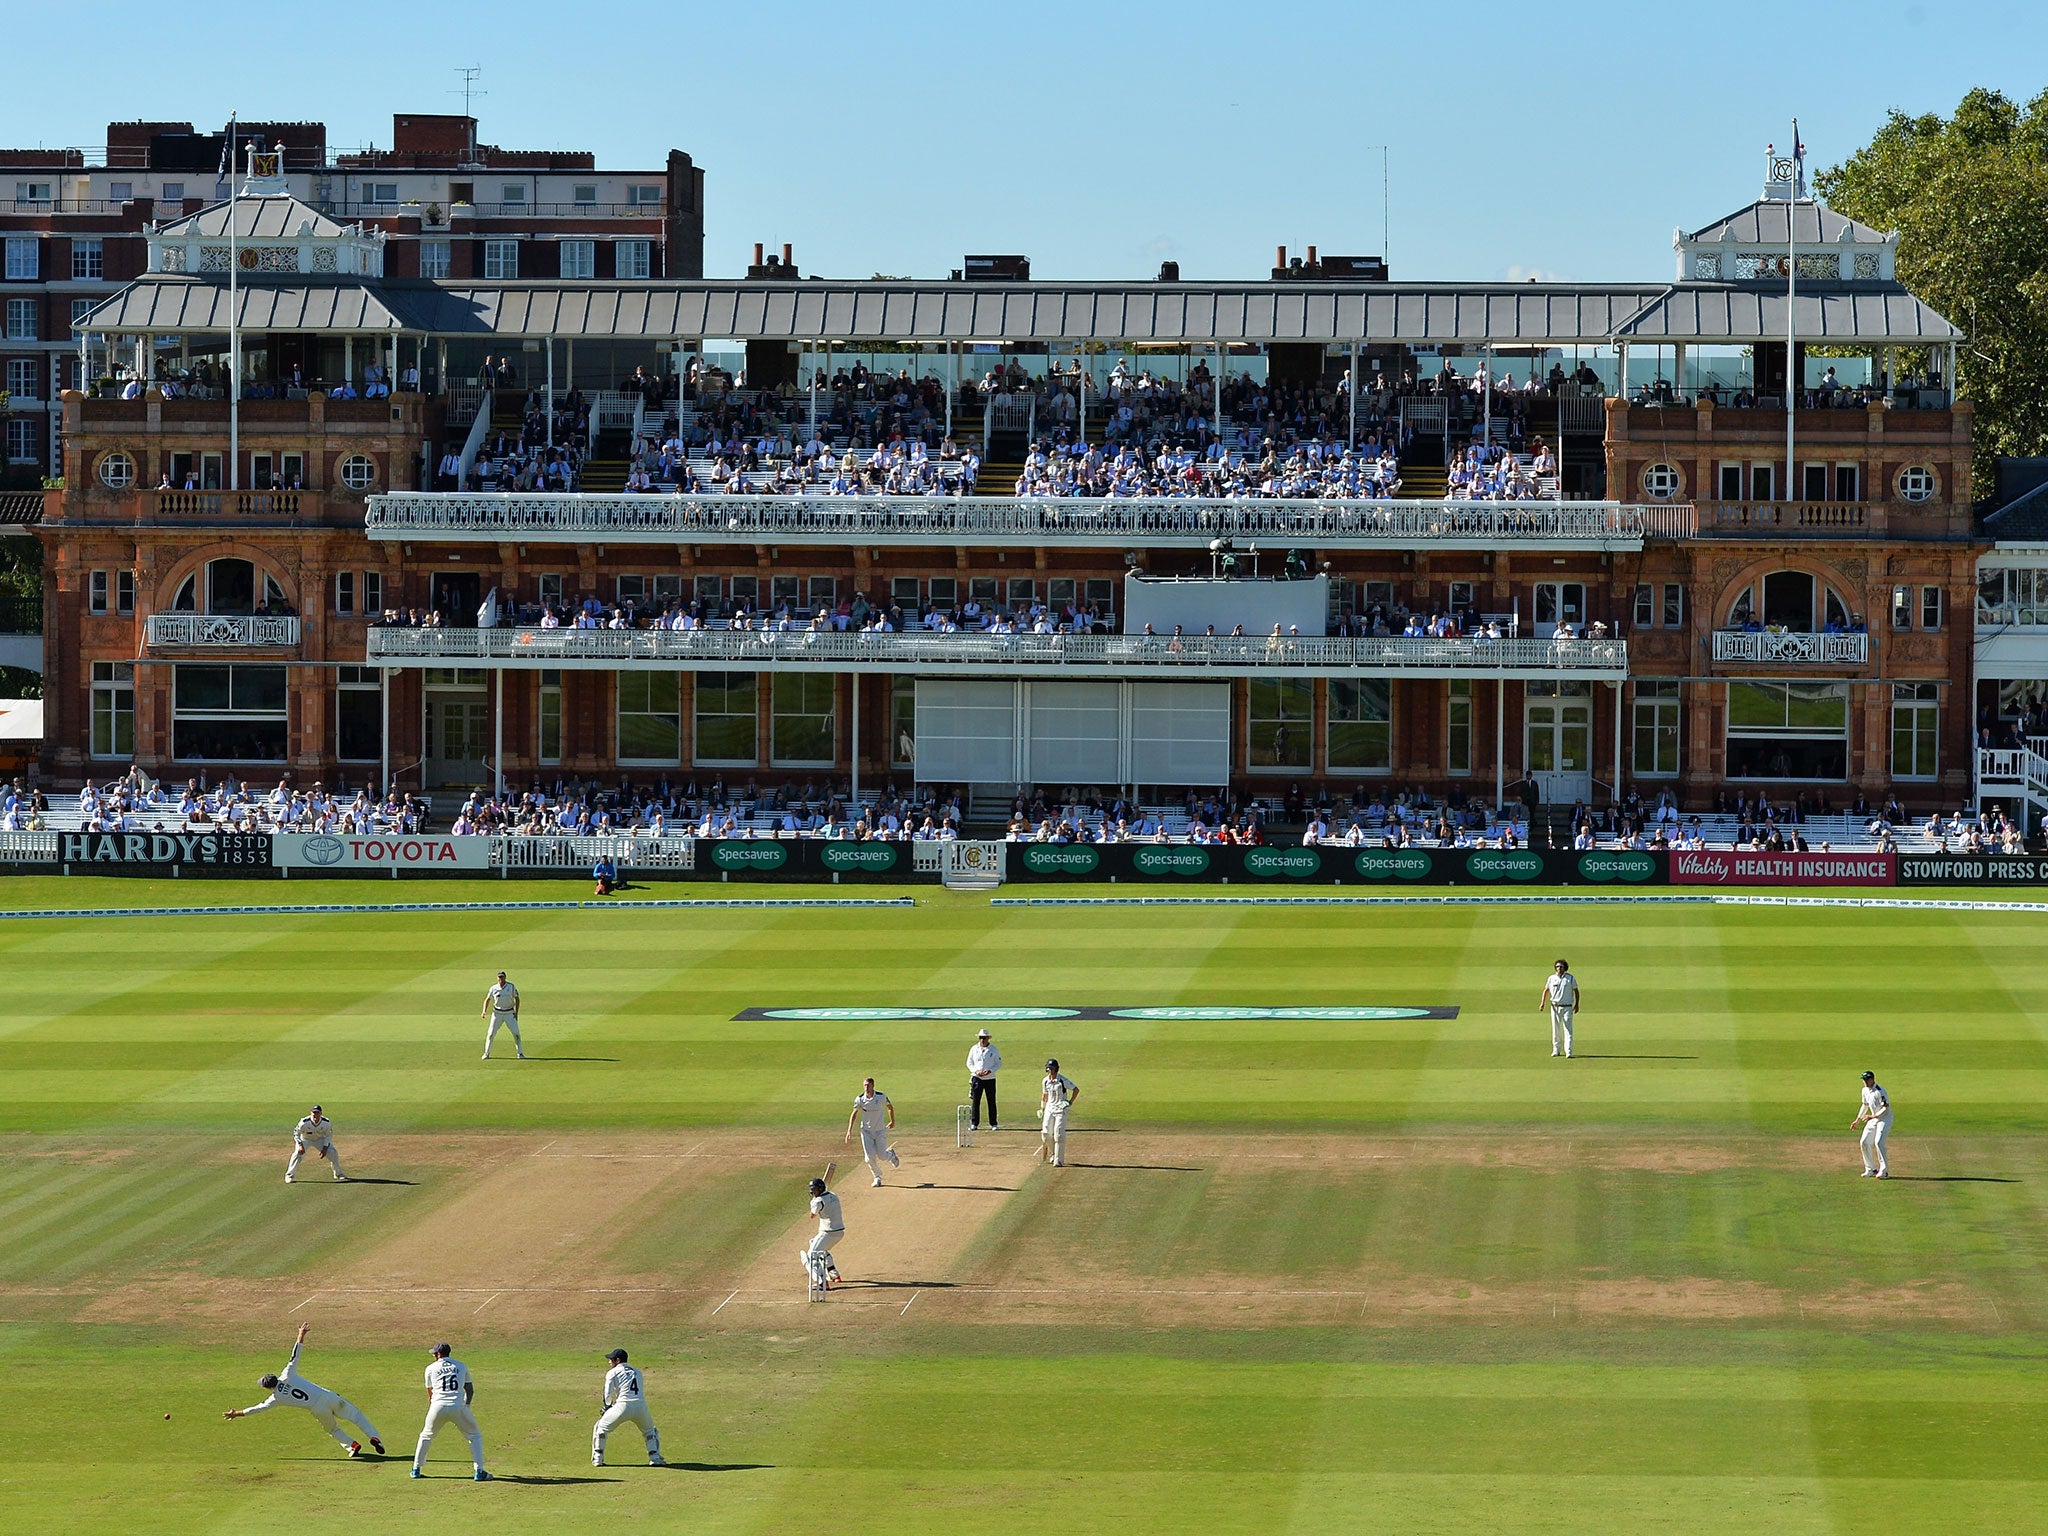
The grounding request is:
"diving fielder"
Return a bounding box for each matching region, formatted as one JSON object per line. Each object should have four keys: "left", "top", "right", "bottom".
{"left": 798, "top": 1171, "right": 844, "bottom": 1287}
{"left": 411, "top": 1342, "right": 490, "bottom": 1480}
{"left": 1039, "top": 1059, "right": 1080, "bottom": 1167}
{"left": 223, "top": 1324, "right": 383, "bottom": 1457}
{"left": 481, "top": 970, "right": 524, "bottom": 1059}
{"left": 1853, "top": 1069, "right": 1892, "bottom": 1177}
{"left": 285, "top": 1104, "right": 346, "bottom": 1183}
{"left": 1540, "top": 958, "right": 1580, "bottom": 1058}
{"left": 592, "top": 1348, "right": 665, "bottom": 1467}
{"left": 845, "top": 1077, "right": 901, "bottom": 1186}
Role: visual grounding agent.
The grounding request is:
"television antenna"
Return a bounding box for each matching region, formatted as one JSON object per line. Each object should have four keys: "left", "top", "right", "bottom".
{"left": 451, "top": 65, "right": 487, "bottom": 119}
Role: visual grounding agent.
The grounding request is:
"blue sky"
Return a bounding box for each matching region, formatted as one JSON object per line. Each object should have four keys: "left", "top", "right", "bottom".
{"left": 7, "top": 0, "right": 2043, "bottom": 283}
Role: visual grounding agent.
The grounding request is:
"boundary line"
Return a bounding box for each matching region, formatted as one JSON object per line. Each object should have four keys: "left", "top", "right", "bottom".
{"left": 991, "top": 894, "right": 2048, "bottom": 914}
{"left": 0, "top": 897, "right": 918, "bottom": 922}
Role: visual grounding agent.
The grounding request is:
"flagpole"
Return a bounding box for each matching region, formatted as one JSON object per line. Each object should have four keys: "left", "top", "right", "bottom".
{"left": 228, "top": 115, "right": 240, "bottom": 492}
{"left": 1785, "top": 119, "right": 1798, "bottom": 506}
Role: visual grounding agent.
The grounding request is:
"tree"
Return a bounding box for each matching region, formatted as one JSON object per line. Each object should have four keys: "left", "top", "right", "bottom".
{"left": 1816, "top": 88, "right": 2048, "bottom": 462}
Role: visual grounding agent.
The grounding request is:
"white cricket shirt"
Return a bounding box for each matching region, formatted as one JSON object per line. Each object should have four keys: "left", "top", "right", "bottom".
{"left": 486, "top": 982, "right": 519, "bottom": 1015}
{"left": 425, "top": 1357, "right": 472, "bottom": 1402}
{"left": 1544, "top": 973, "right": 1579, "bottom": 1009}
{"left": 811, "top": 1190, "right": 844, "bottom": 1233}
{"left": 1861, "top": 1082, "right": 1892, "bottom": 1125}
{"left": 603, "top": 1363, "right": 644, "bottom": 1404}
{"left": 853, "top": 1090, "right": 891, "bottom": 1132}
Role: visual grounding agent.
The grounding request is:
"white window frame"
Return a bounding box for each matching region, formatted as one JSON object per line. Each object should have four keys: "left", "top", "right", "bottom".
{"left": 1891, "top": 683, "right": 1939, "bottom": 780}
{"left": 615, "top": 239, "right": 652, "bottom": 280}
{"left": 5, "top": 235, "right": 37, "bottom": 279}
{"left": 499, "top": 184, "right": 527, "bottom": 207}
{"left": 3, "top": 418, "right": 35, "bottom": 462}
{"left": 366, "top": 182, "right": 400, "bottom": 205}
{"left": 483, "top": 240, "right": 518, "bottom": 279}
{"left": 618, "top": 670, "right": 684, "bottom": 767}
{"left": 337, "top": 455, "right": 378, "bottom": 491}
{"left": 559, "top": 239, "right": 596, "bottom": 280}
{"left": 770, "top": 672, "right": 837, "bottom": 767}
{"left": 539, "top": 669, "right": 563, "bottom": 765}
{"left": 1898, "top": 465, "right": 1936, "bottom": 503}
{"left": 88, "top": 570, "right": 109, "bottom": 614}
{"left": 116, "top": 570, "right": 135, "bottom": 616}
{"left": 5, "top": 297, "right": 37, "bottom": 340}
{"left": 72, "top": 238, "right": 104, "bottom": 280}
{"left": 363, "top": 571, "right": 383, "bottom": 614}
{"left": 336, "top": 665, "right": 383, "bottom": 762}
{"left": 90, "top": 661, "right": 135, "bottom": 758}
{"left": 335, "top": 570, "right": 356, "bottom": 614}
{"left": 1632, "top": 681, "right": 1681, "bottom": 777}
{"left": 4, "top": 358, "right": 38, "bottom": 399}
{"left": 419, "top": 240, "right": 451, "bottom": 279}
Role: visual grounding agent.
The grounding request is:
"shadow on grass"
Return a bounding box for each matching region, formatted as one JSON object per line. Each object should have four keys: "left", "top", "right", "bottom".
{"left": 662, "top": 1462, "right": 773, "bottom": 1473}
{"left": 913, "top": 1183, "right": 1016, "bottom": 1192}
{"left": 338, "top": 1177, "right": 415, "bottom": 1186}
{"left": 1574, "top": 1054, "right": 1699, "bottom": 1060}
{"left": 839, "top": 1278, "right": 955, "bottom": 1290}
{"left": 1887, "top": 1175, "right": 2020, "bottom": 1183}
{"left": 531, "top": 1056, "right": 622, "bottom": 1063}
{"left": 489, "top": 1474, "right": 620, "bottom": 1485}
{"left": 1068, "top": 1163, "right": 1202, "bottom": 1172}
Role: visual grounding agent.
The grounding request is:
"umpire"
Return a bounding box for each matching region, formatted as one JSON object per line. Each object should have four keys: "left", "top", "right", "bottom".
{"left": 967, "top": 1028, "right": 1002, "bottom": 1130}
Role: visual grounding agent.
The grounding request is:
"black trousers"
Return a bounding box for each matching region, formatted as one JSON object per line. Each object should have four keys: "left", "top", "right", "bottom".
{"left": 969, "top": 1075, "right": 998, "bottom": 1127}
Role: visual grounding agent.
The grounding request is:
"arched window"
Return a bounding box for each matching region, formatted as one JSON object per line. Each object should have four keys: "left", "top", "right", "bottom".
{"left": 1725, "top": 570, "right": 1857, "bottom": 632}
{"left": 184, "top": 558, "right": 290, "bottom": 616}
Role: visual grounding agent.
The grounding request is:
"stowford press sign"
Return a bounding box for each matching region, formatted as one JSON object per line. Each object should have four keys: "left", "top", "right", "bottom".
{"left": 1896, "top": 855, "right": 2048, "bottom": 886}
{"left": 272, "top": 834, "right": 491, "bottom": 871}
{"left": 61, "top": 831, "right": 270, "bottom": 867}
{"left": 1670, "top": 850, "right": 1894, "bottom": 887}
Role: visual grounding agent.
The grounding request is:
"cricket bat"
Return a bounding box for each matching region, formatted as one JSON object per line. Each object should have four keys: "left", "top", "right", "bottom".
{"left": 822, "top": 1160, "right": 836, "bottom": 1186}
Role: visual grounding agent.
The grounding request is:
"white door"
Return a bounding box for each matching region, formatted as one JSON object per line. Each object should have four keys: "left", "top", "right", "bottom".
{"left": 1526, "top": 692, "right": 1594, "bottom": 806}
{"left": 1533, "top": 581, "right": 1586, "bottom": 638}
{"left": 425, "top": 695, "right": 490, "bottom": 787}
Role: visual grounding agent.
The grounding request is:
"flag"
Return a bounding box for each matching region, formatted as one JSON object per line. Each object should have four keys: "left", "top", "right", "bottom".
{"left": 1791, "top": 119, "right": 1806, "bottom": 198}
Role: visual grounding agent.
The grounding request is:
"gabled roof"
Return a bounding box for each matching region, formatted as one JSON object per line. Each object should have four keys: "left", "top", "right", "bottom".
{"left": 1613, "top": 283, "right": 1958, "bottom": 343}
{"left": 75, "top": 277, "right": 427, "bottom": 334}
{"left": 1684, "top": 200, "right": 1892, "bottom": 246}
{"left": 154, "top": 193, "right": 352, "bottom": 241}
{"left": 1984, "top": 479, "right": 2048, "bottom": 542}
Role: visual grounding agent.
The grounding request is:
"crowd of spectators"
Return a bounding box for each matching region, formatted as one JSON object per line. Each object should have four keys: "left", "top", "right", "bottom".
{"left": 64, "top": 770, "right": 424, "bottom": 835}
{"left": 439, "top": 776, "right": 964, "bottom": 841}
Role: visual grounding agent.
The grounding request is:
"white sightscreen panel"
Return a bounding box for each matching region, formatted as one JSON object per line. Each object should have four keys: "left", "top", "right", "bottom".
{"left": 1123, "top": 573, "right": 1329, "bottom": 636}
{"left": 1129, "top": 682, "right": 1230, "bottom": 785}
{"left": 1028, "top": 681, "right": 1121, "bottom": 784}
{"left": 915, "top": 679, "right": 1017, "bottom": 783}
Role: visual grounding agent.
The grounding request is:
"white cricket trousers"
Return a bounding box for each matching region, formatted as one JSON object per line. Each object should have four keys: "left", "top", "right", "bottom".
{"left": 484, "top": 1013, "right": 523, "bottom": 1057}
{"left": 414, "top": 1401, "right": 485, "bottom": 1473}
{"left": 859, "top": 1124, "right": 899, "bottom": 1178}
{"left": 286, "top": 1140, "right": 345, "bottom": 1180}
{"left": 1041, "top": 1109, "right": 1069, "bottom": 1166}
{"left": 803, "top": 1227, "right": 843, "bottom": 1276}
{"left": 593, "top": 1397, "right": 661, "bottom": 1462}
{"left": 1860, "top": 1118, "right": 1890, "bottom": 1173}
{"left": 1550, "top": 1005, "right": 1575, "bottom": 1056}
{"left": 314, "top": 1399, "right": 379, "bottom": 1449}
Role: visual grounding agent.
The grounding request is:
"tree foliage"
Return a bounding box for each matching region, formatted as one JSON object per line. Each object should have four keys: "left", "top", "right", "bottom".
{"left": 1816, "top": 88, "right": 2048, "bottom": 462}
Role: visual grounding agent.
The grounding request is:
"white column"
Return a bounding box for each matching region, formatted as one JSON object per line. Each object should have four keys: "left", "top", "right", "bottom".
{"left": 808, "top": 344, "right": 817, "bottom": 438}
{"left": 380, "top": 668, "right": 390, "bottom": 794}
{"left": 1612, "top": 681, "right": 1623, "bottom": 809}
{"left": 493, "top": 670, "right": 504, "bottom": 800}
{"left": 344, "top": 335, "right": 354, "bottom": 388}
{"left": 850, "top": 676, "right": 860, "bottom": 806}
{"left": 546, "top": 337, "right": 555, "bottom": 448}
{"left": 945, "top": 342, "right": 954, "bottom": 436}
{"left": 1348, "top": 341, "right": 1358, "bottom": 449}
{"left": 1495, "top": 679, "right": 1506, "bottom": 811}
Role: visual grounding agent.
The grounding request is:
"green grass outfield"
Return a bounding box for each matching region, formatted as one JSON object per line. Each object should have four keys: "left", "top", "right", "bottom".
{"left": 1, "top": 878, "right": 2045, "bottom": 1534}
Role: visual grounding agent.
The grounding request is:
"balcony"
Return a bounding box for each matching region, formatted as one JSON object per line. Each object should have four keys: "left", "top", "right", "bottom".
{"left": 363, "top": 493, "right": 1651, "bottom": 552}
{"left": 1711, "top": 630, "right": 1868, "bottom": 665}
{"left": 145, "top": 614, "right": 301, "bottom": 648}
{"left": 366, "top": 625, "right": 1629, "bottom": 680}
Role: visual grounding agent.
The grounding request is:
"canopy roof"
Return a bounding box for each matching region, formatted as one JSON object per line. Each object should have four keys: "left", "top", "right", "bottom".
{"left": 1684, "top": 199, "right": 1892, "bottom": 246}
{"left": 152, "top": 193, "right": 354, "bottom": 241}
{"left": 75, "top": 274, "right": 1960, "bottom": 348}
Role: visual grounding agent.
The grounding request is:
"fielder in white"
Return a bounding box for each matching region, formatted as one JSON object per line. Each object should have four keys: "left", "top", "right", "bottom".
{"left": 1853, "top": 1069, "right": 1892, "bottom": 1177}
{"left": 845, "top": 1077, "right": 901, "bottom": 1186}
{"left": 592, "top": 1348, "right": 665, "bottom": 1467}
{"left": 285, "top": 1103, "right": 346, "bottom": 1183}
{"left": 411, "top": 1341, "right": 490, "bottom": 1480}
{"left": 1540, "top": 958, "right": 1580, "bottom": 1058}
{"left": 481, "top": 970, "right": 524, "bottom": 1060}
{"left": 223, "top": 1324, "right": 383, "bottom": 1457}
{"left": 798, "top": 1173, "right": 844, "bottom": 1287}
{"left": 1039, "top": 1058, "right": 1081, "bottom": 1167}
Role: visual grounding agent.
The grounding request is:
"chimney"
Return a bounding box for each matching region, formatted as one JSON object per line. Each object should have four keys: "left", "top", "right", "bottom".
{"left": 1275, "top": 245, "right": 1287, "bottom": 270}
{"left": 782, "top": 242, "right": 792, "bottom": 267}
{"left": 1306, "top": 244, "right": 1319, "bottom": 268}
{"left": 753, "top": 242, "right": 764, "bottom": 268}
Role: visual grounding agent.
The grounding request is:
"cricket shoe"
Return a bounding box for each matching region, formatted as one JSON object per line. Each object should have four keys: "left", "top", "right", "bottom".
{"left": 474, "top": 1469, "right": 493, "bottom": 1481}
{"left": 1861, "top": 1170, "right": 1875, "bottom": 1177}
{"left": 889, "top": 1148, "right": 901, "bottom": 1168}
{"left": 593, "top": 1456, "right": 605, "bottom": 1467}
{"left": 872, "top": 1175, "right": 883, "bottom": 1187}
{"left": 410, "top": 1469, "right": 424, "bottom": 1479}
{"left": 348, "top": 1442, "right": 363, "bottom": 1457}
{"left": 369, "top": 1437, "right": 384, "bottom": 1455}
{"left": 1875, "top": 1170, "right": 1889, "bottom": 1178}
{"left": 284, "top": 1176, "right": 294, "bottom": 1183}
{"left": 649, "top": 1455, "right": 667, "bottom": 1467}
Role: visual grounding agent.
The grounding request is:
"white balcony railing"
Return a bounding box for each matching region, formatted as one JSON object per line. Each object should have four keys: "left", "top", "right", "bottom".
{"left": 1710, "top": 630, "right": 1868, "bottom": 664}
{"left": 145, "top": 614, "right": 302, "bottom": 647}
{"left": 364, "top": 492, "right": 1653, "bottom": 551}
{"left": 367, "top": 625, "right": 1629, "bottom": 678}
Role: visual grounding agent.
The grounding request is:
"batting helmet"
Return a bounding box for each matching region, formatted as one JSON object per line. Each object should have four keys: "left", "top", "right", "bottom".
{"left": 431, "top": 1342, "right": 452, "bottom": 1358}
{"left": 605, "top": 1348, "right": 628, "bottom": 1363}
{"left": 1861, "top": 1070, "right": 1876, "bottom": 1082}
{"left": 1045, "top": 1058, "right": 1059, "bottom": 1071}
{"left": 808, "top": 1176, "right": 827, "bottom": 1194}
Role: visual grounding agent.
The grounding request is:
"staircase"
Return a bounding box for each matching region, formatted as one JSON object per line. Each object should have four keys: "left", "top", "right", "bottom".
{"left": 580, "top": 425, "right": 632, "bottom": 494}
{"left": 1978, "top": 741, "right": 2048, "bottom": 832}
{"left": 976, "top": 427, "right": 1028, "bottom": 496}
{"left": 1399, "top": 435, "right": 1448, "bottom": 500}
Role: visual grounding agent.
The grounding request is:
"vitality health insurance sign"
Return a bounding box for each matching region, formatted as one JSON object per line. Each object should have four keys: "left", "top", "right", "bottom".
{"left": 1669, "top": 849, "right": 1894, "bottom": 887}
{"left": 271, "top": 834, "right": 492, "bottom": 871}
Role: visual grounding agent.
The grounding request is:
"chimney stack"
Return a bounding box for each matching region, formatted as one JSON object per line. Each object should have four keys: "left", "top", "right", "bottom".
{"left": 753, "top": 242, "right": 764, "bottom": 267}
{"left": 1306, "top": 244, "right": 1319, "bottom": 268}
{"left": 782, "top": 242, "right": 793, "bottom": 267}
{"left": 1275, "top": 245, "right": 1287, "bottom": 270}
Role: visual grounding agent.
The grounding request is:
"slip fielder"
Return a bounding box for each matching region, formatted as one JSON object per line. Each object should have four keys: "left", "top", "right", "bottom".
{"left": 845, "top": 1076, "right": 901, "bottom": 1186}
{"left": 1853, "top": 1069, "right": 1892, "bottom": 1177}
{"left": 411, "top": 1341, "right": 490, "bottom": 1480}
{"left": 481, "top": 970, "right": 524, "bottom": 1060}
{"left": 592, "top": 1348, "right": 665, "bottom": 1467}
{"left": 1540, "top": 958, "right": 1580, "bottom": 1058}
{"left": 223, "top": 1324, "right": 383, "bottom": 1457}
{"left": 285, "top": 1103, "right": 346, "bottom": 1183}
